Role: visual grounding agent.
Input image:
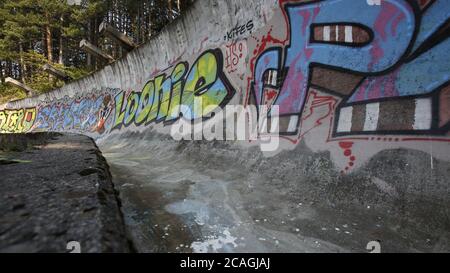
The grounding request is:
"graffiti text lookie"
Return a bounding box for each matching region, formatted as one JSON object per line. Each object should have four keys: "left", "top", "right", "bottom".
{"left": 112, "top": 49, "right": 235, "bottom": 130}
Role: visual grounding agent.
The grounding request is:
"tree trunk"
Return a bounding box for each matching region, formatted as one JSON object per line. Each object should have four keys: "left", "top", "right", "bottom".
{"left": 46, "top": 21, "right": 53, "bottom": 63}
{"left": 59, "top": 16, "right": 64, "bottom": 65}
{"left": 19, "top": 43, "right": 27, "bottom": 84}
{"left": 87, "top": 20, "right": 92, "bottom": 68}
{"left": 5, "top": 61, "right": 11, "bottom": 78}
{"left": 59, "top": 35, "right": 64, "bottom": 65}
{"left": 42, "top": 27, "right": 47, "bottom": 58}
{"left": 0, "top": 60, "right": 4, "bottom": 84}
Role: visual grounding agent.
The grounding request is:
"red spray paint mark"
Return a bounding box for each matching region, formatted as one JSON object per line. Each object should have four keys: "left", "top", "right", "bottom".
{"left": 339, "top": 141, "right": 357, "bottom": 173}
{"left": 298, "top": 89, "right": 337, "bottom": 138}
{"left": 258, "top": 89, "right": 338, "bottom": 145}
{"left": 369, "top": 2, "right": 399, "bottom": 71}
{"left": 391, "top": 12, "right": 405, "bottom": 37}
{"left": 26, "top": 112, "right": 33, "bottom": 122}
{"left": 266, "top": 90, "right": 278, "bottom": 101}
{"left": 246, "top": 27, "right": 287, "bottom": 106}
{"left": 374, "top": 2, "right": 399, "bottom": 41}
{"left": 298, "top": 10, "right": 311, "bottom": 36}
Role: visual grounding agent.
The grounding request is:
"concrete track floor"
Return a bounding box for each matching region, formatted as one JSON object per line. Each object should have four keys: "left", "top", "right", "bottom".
{"left": 98, "top": 132, "right": 450, "bottom": 253}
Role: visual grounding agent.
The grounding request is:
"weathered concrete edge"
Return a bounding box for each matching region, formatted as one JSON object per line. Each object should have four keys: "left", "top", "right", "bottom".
{"left": 88, "top": 137, "right": 136, "bottom": 253}
{"left": 0, "top": 133, "right": 134, "bottom": 253}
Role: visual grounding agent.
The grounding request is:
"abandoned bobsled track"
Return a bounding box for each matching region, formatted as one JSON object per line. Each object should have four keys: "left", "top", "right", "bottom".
{"left": 1, "top": 0, "right": 449, "bottom": 252}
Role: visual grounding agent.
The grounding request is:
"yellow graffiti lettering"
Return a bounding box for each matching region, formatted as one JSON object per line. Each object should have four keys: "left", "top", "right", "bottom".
{"left": 0, "top": 108, "right": 37, "bottom": 133}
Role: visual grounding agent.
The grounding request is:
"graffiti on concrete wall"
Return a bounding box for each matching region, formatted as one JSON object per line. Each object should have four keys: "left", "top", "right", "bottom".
{"left": 111, "top": 49, "right": 235, "bottom": 130}
{"left": 225, "top": 40, "right": 248, "bottom": 74}
{"left": 242, "top": 0, "right": 450, "bottom": 172}
{"left": 248, "top": 0, "right": 449, "bottom": 137}
{"left": 0, "top": 48, "right": 236, "bottom": 136}
{"left": 238, "top": 0, "right": 450, "bottom": 172}
{"left": 33, "top": 89, "right": 116, "bottom": 134}
{"left": 335, "top": 0, "right": 450, "bottom": 136}
{"left": 224, "top": 20, "right": 254, "bottom": 42}
{"left": 1, "top": 0, "right": 449, "bottom": 172}
{"left": 0, "top": 108, "right": 36, "bottom": 133}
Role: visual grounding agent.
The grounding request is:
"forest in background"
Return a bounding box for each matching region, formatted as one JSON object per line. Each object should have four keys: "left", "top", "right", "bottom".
{"left": 0, "top": 0, "right": 193, "bottom": 104}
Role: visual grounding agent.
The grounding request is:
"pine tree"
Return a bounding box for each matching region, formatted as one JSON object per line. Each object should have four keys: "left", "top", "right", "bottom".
{"left": 0, "top": 0, "right": 194, "bottom": 104}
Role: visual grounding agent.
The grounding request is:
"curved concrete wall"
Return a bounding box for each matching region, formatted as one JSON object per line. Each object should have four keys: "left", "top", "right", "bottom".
{"left": 1, "top": 0, "right": 449, "bottom": 175}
